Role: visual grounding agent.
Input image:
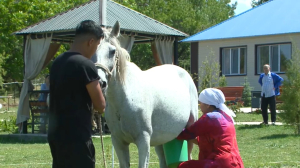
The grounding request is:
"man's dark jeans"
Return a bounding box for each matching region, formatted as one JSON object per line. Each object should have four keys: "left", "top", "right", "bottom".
{"left": 261, "top": 95, "right": 276, "bottom": 124}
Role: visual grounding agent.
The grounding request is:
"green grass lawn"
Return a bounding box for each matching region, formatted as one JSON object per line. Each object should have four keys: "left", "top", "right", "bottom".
{"left": 234, "top": 112, "right": 283, "bottom": 122}
{"left": 0, "top": 125, "right": 299, "bottom": 168}
{"left": 235, "top": 112, "right": 263, "bottom": 122}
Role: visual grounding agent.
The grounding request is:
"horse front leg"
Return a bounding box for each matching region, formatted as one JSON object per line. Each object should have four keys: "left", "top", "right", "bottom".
{"left": 136, "top": 132, "right": 151, "bottom": 168}
{"left": 111, "top": 135, "right": 130, "bottom": 168}
{"left": 155, "top": 145, "right": 168, "bottom": 168}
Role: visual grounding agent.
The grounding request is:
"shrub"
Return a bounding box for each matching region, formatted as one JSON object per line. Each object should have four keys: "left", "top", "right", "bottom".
{"left": 0, "top": 116, "right": 18, "bottom": 133}
{"left": 219, "top": 75, "right": 227, "bottom": 87}
{"left": 241, "top": 77, "right": 252, "bottom": 107}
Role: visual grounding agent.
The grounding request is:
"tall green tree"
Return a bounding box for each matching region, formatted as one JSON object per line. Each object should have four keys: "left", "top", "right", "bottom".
{"left": 0, "top": 0, "right": 237, "bottom": 82}
{"left": 0, "top": 0, "right": 90, "bottom": 83}
{"left": 116, "top": 0, "right": 236, "bottom": 70}
{"left": 279, "top": 46, "right": 300, "bottom": 134}
{"left": 251, "top": 0, "right": 270, "bottom": 7}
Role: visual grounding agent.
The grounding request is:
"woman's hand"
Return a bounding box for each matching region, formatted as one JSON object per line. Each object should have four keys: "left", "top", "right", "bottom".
{"left": 189, "top": 138, "right": 198, "bottom": 145}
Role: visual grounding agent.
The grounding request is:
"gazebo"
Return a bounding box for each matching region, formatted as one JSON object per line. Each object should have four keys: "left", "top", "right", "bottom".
{"left": 13, "top": 0, "right": 188, "bottom": 133}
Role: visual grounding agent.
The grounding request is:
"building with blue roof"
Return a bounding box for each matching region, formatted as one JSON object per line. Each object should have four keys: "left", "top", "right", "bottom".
{"left": 183, "top": 0, "right": 300, "bottom": 91}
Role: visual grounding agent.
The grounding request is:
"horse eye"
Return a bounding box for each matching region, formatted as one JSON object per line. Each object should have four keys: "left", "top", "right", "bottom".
{"left": 110, "top": 50, "right": 116, "bottom": 56}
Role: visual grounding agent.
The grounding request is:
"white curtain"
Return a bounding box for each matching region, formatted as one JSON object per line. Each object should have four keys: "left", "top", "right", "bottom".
{"left": 154, "top": 37, "right": 175, "bottom": 64}
{"left": 118, "top": 35, "right": 135, "bottom": 53}
{"left": 17, "top": 34, "right": 53, "bottom": 125}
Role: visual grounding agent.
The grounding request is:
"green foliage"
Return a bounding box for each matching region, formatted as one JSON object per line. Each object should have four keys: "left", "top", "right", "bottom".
{"left": 241, "top": 77, "right": 252, "bottom": 107}
{"left": 218, "top": 75, "right": 227, "bottom": 87}
{"left": 279, "top": 46, "right": 300, "bottom": 134}
{"left": 0, "top": 0, "right": 237, "bottom": 80}
{"left": 0, "top": 0, "right": 90, "bottom": 82}
{"left": 225, "top": 101, "right": 243, "bottom": 113}
{"left": 251, "top": 0, "right": 270, "bottom": 7}
{"left": 0, "top": 116, "right": 18, "bottom": 133}
{"left": 130, "top": 43, "right": 156, "bottom": 70}
{"left": 116, "top": 0, "right": 236, "bottom": 70}
{"left": 198, "top": 54, "right": 220, "bottom": 92}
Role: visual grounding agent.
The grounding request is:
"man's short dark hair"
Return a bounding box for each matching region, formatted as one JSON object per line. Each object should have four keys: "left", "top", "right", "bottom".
{"left": 75, "top": 20, "right": 104, "bottom": 40}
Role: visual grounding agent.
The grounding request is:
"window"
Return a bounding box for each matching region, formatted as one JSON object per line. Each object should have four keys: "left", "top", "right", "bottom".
{"left": 256, "top": 43, "right": 291, "bottom": 74}
{"left": 221, "top": 47, "right": 247, "bottom": 75}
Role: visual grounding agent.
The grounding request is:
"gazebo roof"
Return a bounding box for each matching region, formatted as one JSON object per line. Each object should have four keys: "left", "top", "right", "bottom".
{"left": 14, "top": 0, "right": 187, "bottom": 43}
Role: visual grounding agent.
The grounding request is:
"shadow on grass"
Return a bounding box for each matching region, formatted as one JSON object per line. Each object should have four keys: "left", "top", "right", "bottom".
{"left": 0, "top": 134, "right": 48, "bottom": 144}
{"left": 237, "top": 125, "right": 267, "bottom": 130}
{"left": 260, "top": 134, "right": 300, "bottom": 140}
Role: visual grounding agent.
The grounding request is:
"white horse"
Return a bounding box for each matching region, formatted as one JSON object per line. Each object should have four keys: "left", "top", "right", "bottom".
{"left": 94, "top": 21, "right": 198, "bottom": 168}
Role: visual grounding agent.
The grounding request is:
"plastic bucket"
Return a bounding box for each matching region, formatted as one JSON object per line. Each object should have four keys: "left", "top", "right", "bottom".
{"left": 163, "top": 139, "right": 188, "bottom": 168}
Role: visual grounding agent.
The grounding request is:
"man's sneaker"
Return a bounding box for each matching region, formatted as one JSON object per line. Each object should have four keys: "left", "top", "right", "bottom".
{"left": 272, "top": 122, "right": 275, "bottom": 125}
{"left": 260, "top": 122, "right": 268, "bottom": 125}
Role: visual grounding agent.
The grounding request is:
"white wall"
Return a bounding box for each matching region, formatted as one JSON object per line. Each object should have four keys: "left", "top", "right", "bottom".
{"left": 197, "top": 33, "right": 300, "bottom": 91}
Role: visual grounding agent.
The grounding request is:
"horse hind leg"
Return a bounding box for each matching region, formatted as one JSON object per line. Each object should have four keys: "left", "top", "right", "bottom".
{"left": 155, "top": 145, "right": 168, "bottom": 168}
{"left": 111, "top": 136, "right": 130, "bottom": 168}
{"left": 135, "top": 132, "right": 151, "bottom": 168}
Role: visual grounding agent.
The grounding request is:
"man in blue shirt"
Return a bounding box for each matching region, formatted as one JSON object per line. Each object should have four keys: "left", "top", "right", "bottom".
{"left": 258, "top": 64, "right": 283, "bottom": 125}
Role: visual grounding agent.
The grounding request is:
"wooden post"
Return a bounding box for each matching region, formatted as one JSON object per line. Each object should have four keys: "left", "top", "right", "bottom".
{"left": 22, "top": 35, "right": 28, "bottom": 134}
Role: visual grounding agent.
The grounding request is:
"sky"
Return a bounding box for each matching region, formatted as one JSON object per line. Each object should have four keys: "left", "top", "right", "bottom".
{"left": 231, "top": 0, "right": 254, "bottom": 15}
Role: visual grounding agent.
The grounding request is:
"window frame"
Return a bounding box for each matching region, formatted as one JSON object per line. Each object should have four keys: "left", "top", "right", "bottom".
{"left": 255, "top": 42, "right": 292, "bottom": 75}
{"left": 220, "top": 45, "right": 247, "bottom": 77}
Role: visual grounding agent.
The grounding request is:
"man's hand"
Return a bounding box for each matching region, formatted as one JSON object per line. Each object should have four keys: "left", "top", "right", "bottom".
{"left": 86, "top": 80, "right": 106, "bottom": 112}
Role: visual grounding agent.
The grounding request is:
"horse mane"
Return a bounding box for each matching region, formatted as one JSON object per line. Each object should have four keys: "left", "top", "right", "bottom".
{"left": 102, "top": 28, "right": 131, "bottom": 84}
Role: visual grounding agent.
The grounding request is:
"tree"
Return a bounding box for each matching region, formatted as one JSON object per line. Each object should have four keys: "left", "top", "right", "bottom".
{"left": 241, "top": 77, "right": 252, "bottom": 107}
{"left": 251, "top": 0, "right": 270, "bottom": 7}
{"left": 116, "top": 0, "right": 236, "bottom": 70}
{"left": 198, "top": 52, "right": 220, "bottom": 92}
{"left": 0, "top": 0, "right": 237, "bottom": 82}
{"left": 279, "top": 46, "right": 300, "bottom": 134}
{"left": 0, "top": 0, "right": 90, "bottom": 83}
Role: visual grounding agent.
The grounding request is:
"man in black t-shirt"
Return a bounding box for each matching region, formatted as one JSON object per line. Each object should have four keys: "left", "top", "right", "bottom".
{"left": 48, "top": 20, "right": 106, "bottom": 168}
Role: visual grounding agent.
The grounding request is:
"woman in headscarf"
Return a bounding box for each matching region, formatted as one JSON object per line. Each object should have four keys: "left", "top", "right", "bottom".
{"left": 177, "top": 88, "right": 244, "bottom": 168}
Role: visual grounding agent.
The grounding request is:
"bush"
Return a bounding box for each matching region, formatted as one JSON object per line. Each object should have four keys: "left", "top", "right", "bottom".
{"left": 0, "top": 116, "right": 18, "bottom": 133}
{"left": 226, "top": 101, "right": 243, "bottom": 113}
{"left": 219, "top": 75, "right": 227, "bottom": 87}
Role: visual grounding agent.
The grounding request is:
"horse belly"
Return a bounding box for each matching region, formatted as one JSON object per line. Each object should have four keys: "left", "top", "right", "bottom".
{"left": 149, "top": 89, "right": 191, "bottom": 146}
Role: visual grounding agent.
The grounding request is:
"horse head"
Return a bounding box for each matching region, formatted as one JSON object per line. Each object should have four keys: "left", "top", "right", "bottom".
{"left": 94, "top": 21, "right": 129, "bottom": 93}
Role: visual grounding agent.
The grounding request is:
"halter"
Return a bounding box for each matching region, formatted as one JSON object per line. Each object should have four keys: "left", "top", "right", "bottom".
{"left": 94, "top": 51, "right": 119, "bottom": 82}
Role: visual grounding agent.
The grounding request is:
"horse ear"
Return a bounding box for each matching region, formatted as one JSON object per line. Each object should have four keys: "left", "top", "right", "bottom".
{"left": 110, "top": 21, "right": 120, "bottom": 38}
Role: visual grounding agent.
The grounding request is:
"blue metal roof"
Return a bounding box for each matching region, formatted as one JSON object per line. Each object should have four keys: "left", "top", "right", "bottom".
{"left": 14, "top": 0, "right": 187, "bottom": 37}
{"left": 182, "top": 0, "right": 300, "bottom": 42}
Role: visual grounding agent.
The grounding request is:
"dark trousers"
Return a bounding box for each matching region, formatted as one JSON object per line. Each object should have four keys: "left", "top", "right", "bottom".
{"left": 261, "top": 95, "right": 276, "bottom": 123}
{"left": 49, "top": 138, "right": 95, "bottom": 168}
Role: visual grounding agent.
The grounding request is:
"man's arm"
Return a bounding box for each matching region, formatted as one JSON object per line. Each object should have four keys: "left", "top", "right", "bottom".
{"left": 86, "top": 80, "right": 106, "bottom": 113}
{"left": 273, "top": 73, "right": 284, "bottom": 88}
{"left": 258, "top": 74, "right": 263, "bottom": 86}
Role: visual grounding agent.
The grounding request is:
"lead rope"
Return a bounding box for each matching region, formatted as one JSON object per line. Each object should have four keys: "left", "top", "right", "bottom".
{"left": 99, "top": 115, "right": 107, "bottom": 168}
{"left": 92, "top": 105, "right": 107, "bottom": 168}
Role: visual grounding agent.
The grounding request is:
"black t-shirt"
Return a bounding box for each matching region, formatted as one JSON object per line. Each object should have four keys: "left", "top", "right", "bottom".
{"left": 48, "top": 52, "right": 100, "bottom": 142}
